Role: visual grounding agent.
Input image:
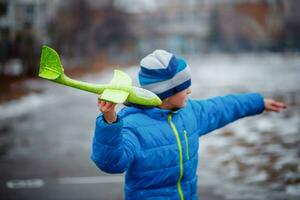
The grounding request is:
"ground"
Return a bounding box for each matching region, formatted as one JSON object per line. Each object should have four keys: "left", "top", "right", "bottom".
{"left": 0, "top": 53, "right": 299, "bottom": 200}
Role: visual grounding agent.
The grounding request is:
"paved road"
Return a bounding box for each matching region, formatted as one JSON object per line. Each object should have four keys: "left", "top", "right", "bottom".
{"left": 1, "top": 177, "right": 124, "bottom": 200}
{"left": 1, "top": 176, "right": 222, "bottom": 200}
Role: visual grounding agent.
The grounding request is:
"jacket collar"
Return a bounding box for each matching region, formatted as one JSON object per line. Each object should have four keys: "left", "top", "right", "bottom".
{"left": 143, "top": 106, "right": 182, "bottom": 120}
{"left": 120, "top": 102, "right": 186, "bottom": 120}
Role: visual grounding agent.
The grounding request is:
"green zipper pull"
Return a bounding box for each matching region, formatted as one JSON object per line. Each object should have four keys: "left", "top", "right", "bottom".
{"left": 167, "top": 114, "right": 184, "bottom": 200}
{"left": 183, "top": 130, "right": 189, "bottom": 160}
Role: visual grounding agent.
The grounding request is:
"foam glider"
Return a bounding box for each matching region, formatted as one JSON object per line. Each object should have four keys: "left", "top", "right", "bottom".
{"left": 38, "top": 45, "right": 162, "bottom": 106}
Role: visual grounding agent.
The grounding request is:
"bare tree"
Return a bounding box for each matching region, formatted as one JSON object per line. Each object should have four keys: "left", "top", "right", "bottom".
{"left": 49, "top": 0, "right": 135, "bottom": 61}
{"left": 49, "top": 0, "right": 92, "bottom": 58}
{"left": 94, "top": 3, "right": 134, "bottom": 50}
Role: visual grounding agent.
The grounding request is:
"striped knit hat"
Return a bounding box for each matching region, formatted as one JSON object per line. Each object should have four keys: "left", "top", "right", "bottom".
{"left": 138, "top": 50, "right": 191, "bottom": 100}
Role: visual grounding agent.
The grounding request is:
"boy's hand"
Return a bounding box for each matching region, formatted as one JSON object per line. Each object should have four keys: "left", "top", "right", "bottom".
{"left": 264, "top": 98, "right": 287, "bottom": 112}
{"left": 97, "top": 97, "right": 117, "bottom": 123}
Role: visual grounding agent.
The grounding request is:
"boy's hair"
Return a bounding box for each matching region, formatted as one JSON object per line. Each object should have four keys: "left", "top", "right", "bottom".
{"left": 138, "top": 50, "right": 192, "bottom": 100}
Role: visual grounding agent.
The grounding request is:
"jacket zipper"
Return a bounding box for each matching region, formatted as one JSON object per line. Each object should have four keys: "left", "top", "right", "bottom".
{"left": 167, "top": 114, "right": 184, "bottom": 200}
{"left": 183, "top": 130, "right": 189, "bottom": 160}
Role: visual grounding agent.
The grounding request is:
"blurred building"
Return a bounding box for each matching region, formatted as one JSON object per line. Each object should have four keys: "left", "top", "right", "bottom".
{"left": 282, "top": 0, "right": 300, "bottom": 50}
{"left": 0, "top": 0, "right": 50, "bottom": 43}
{"left": 0, "top": 0, "right": 65, "bottom": 76}
{"left": 212, "top": 0, "right": 283, "bottom": 51}
{"left": 203, "top": 0, "right": 300, "bottom": 52}
{"left": 132, "top": 0, "right": 211, "bottom": 56}
{"left": 130, "top": 0, "right": 300, "bottom": 54}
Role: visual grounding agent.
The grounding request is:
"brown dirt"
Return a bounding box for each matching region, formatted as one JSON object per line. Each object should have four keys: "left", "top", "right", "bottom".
{"left": 0, "top": 76, "right": 32, "bottom": 103}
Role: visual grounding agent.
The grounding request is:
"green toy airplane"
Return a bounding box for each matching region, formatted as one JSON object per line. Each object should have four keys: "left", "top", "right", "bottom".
{"left": 38, "top": 45, "right": 162, "bottom": 106}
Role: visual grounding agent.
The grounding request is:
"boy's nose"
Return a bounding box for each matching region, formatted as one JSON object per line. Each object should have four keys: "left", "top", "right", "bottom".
{"left": 187, "top": 88, "right": 192, "bottom": 94}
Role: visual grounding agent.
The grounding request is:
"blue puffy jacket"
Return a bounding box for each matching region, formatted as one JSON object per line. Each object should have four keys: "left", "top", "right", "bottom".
{"left": 92, "top": 93, "right": 265, "bottom": 200}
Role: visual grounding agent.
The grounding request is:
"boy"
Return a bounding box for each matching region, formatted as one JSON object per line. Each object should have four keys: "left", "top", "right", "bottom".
{"left": 92, "top": 50, "right": 287, "bottom": 200}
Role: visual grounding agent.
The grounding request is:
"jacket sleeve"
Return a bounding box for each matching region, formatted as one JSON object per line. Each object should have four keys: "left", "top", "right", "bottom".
{"left": 190, "top": 93, "right": 265, "bottom": 136}
{"left": 91, "top": 114, "right": 139, "bottom": 174}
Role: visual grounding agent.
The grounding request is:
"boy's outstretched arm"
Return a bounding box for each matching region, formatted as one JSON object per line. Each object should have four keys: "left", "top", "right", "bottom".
{"left": 91, "top": 100, "right": 139, "bottom": 174}
{"left": 190, "top": 93, "right": 287, "bottom": 136}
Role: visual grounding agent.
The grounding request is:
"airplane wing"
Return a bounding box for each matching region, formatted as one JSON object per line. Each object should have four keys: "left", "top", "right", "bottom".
{"left": 99, "top": 70, "right": 132, "bottom": 104}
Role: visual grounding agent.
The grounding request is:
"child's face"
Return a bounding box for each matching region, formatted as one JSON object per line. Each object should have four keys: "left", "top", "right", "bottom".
{"left": 165, "top": 87, "right": 192, "bottom": 109}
